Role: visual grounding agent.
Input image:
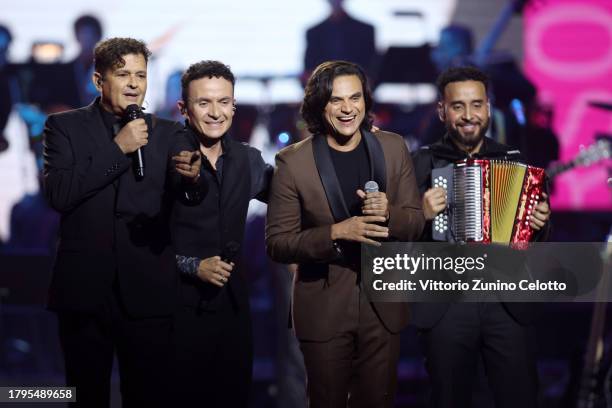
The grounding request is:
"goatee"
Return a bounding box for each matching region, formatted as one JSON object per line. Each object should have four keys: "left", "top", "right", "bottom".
{"left": 447, "top": 118, "right": 490, "bottom": 150}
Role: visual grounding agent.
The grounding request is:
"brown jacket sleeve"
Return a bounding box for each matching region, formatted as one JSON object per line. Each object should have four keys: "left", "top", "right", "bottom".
{"left": 387, "top": 137, "right": 426, "bottom": 241}
{"left": 265, "top": 153, "right": 337, "bottom": 264}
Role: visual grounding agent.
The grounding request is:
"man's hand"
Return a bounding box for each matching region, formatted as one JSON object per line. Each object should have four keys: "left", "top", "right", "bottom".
{"left": 114, "top": 118, "right": 148, "bottom": 154}
{"left": 423, "top": 187, "right": 447, "bottom": 221}
{"left": 529, "top": 192, "right": 550, "bottom": 231}
{"left": 357, "top": 189, "right": 389, "bottom": 220}
{"left": 197, "top": 256, "right": 233, "bottom": 287}
{"left": 173, "top": 151, "right": 202, "bottom": 183}
{"left": 331, "top": 216, "right": 388, "bottom": 247}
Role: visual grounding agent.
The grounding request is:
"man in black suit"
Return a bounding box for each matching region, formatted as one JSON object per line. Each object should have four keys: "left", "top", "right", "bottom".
{"left": 411, "top": 66, "right": 551, "bottom": 408}
{"left": 42, "top": 37, "right": 202, "bottom": 407}
{"left": 171, "top": 60, "right": 271, "bottom": 407}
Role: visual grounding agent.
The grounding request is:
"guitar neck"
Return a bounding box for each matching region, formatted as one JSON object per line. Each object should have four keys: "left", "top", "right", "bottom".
{"left": 474, "top": 2, "right": 518, "bottom": 66}
{"left": 547, "top": 162, "right": 576, "bottom": 179}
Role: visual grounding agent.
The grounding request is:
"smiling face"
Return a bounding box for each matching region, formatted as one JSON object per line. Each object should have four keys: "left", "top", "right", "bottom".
{"left": 438, "top": 79, "right": 490, "bottom": 154}
{"left": 94, "top": 53, "right": 147, "bottom": 116}
{"left": 323, "top": 74, "right": 366, "bottom": 141}
{"left": 179, "top": 76, "right": 235, "bottom": 141}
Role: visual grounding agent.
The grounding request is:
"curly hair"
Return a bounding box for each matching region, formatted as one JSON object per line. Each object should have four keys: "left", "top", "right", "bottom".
{"left": 181, "top": 60, "right": 235, "bottom": 102}
{"left": 93, "top": 37, "right": 151, "bottom": 75}
{"left": 301, "top": 60, "right": 373, "bottom": 136}
{"left": 436, "top": 65, "right": 489, "bottom": 99}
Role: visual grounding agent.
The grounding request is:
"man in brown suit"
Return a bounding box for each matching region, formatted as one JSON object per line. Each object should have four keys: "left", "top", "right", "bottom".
{"left": 266, "top": 60, "right": 424, "bottom": 407}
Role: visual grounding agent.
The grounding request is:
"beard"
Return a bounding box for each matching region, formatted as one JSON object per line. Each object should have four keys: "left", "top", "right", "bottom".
{"left": 446, "top": 117, "right": 490, "bottom": 151}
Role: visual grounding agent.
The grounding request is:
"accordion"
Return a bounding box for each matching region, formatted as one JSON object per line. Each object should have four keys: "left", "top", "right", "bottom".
{"left": 431, "top": 159, "right": 546, "bottom": 244}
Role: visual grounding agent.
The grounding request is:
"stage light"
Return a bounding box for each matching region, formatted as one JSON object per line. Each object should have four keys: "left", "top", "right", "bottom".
{"left": 278, "top": 132, "right": 290, "bottom": 144}
{"left": 511, "top": 98, "right": 526, "bottom": 126}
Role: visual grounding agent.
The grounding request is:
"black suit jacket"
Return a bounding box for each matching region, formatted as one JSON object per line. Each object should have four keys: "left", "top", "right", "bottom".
{"left": 43, "top": 99, "right": 197, "bottom": 318}
{"left": 304, "top": 13, "right": 376, "bottom": 74}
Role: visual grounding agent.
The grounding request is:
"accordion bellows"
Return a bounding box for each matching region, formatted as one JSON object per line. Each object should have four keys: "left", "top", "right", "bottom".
{"left": 432, "top": 160, "right": 546, "bottom": 244}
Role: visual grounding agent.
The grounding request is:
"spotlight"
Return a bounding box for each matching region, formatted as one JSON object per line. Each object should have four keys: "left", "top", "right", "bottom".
{"left": 277, "top": 132, "right": 290, "bottom": 145}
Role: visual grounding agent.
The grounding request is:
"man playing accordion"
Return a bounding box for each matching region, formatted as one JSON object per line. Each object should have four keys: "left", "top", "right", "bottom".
{"left": 411, "top": 66, "right": 551, "bottom": 408}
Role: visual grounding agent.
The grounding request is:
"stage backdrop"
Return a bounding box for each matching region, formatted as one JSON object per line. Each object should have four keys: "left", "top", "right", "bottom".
{"left": 524, "top": 0, "right": 612, "bottom": 210}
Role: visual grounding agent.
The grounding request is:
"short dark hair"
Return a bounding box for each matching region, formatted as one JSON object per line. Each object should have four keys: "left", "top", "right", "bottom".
{"left": 93, "top": 37, "right": 151, "bottom": 75}
{"left": 301, "top": 60, "right": 373, "bottom": 135}
{"left": 436, "top": 65, "right": 489, "bottom": 99}
{"left": 73, "top": 15, "right": 103, "bottom": 39}
{"left": 181, "top": 60, "right": 235, "bottom": 102}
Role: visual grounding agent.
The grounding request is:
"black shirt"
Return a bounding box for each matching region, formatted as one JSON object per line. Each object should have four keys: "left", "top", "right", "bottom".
{"left": 199, "top": 134, "right": 270, "bottom": 202}
{"left": 328, "top": 137, "right": 370, "bottom": 217}
{"left": 97, "top": 103, "right": 121, "bottom": 138}
{"left": 176, "top": 128, "right": 272, "bottom": 277}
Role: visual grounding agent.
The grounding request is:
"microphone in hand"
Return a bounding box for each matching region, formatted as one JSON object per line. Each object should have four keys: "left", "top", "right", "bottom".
{"left": 123, "top": 104, "right": 146, "bottom": 179}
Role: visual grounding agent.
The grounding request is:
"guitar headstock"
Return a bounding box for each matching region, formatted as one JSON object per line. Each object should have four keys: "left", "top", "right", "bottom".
{"left": 546, "top": 139, "right": 611, "bottom": 178}
{"left": 575, "top": 139, "right": 611, "bottom": 167}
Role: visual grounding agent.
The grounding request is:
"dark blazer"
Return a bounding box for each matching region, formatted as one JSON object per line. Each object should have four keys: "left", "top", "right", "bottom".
{"left": 172, "top": 135, "right": 255, "bottom": 311}
{"left": 43, "top": 99, "right": 195, "bottom": 318}
{"left": 304, "top": 12, "right": 376, "bottom": 74}
{"left": 266, "top": 130, "right": 425, "bottom": 341}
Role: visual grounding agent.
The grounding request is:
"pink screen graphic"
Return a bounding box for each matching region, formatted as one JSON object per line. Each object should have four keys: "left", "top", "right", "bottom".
{"left": 524, "top": 0, "right": 612, "bottom": 210}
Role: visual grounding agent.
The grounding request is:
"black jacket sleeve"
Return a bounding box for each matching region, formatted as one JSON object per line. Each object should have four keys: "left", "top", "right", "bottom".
{"left": 42, "top": 114, "right": 130, "bottom": 213}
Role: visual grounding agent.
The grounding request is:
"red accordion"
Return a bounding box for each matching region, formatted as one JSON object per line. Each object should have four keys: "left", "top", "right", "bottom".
{"left": 431, "top": 159, "right": 546, "bottom": 244}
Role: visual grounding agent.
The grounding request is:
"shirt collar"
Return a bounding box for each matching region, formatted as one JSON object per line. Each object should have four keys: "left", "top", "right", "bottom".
{"left": 95, "top": 97, "right": 121, "bottom": 132}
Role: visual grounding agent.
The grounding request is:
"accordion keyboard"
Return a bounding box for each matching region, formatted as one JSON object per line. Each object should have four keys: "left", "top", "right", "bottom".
{"left": 453, "top": 164, "right": 483, "bottom": 242}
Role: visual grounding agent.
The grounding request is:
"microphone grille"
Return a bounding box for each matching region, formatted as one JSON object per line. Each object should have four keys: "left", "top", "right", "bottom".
{"left": 124, "top": 104, "right": 144, "bottom": 121}
{"left": 364, "top": 180, "right": 379, "bottom": 193}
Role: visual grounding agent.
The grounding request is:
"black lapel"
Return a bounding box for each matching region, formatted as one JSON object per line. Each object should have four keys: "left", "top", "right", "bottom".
{"left": 143, "top": 114, "right": 155, "bottom": 179}
{"left": 312, "top": 134, "right": 350, "bottom": 222}
{"left": 83, "top": 100, "right": 111, "bottom": 151}
{"left": 361, "top": 130, "right": 387, "bottom": 192}
{"left": 84, "top": 99, "right": 124, "bottom": 188}
{"left": 218, "top": 137, "right": 249, "bottom": 210}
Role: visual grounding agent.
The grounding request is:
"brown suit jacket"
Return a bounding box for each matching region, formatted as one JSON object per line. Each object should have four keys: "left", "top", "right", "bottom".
{"left": 266, "top": 130, "right": 425, "bottom": 341}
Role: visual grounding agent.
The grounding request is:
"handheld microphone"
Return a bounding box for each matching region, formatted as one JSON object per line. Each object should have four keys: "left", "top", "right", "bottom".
{"left": 123, "top": 104, "right": 146, "bottom": 179}
{"left": 221, "top": 241, "right": 241, "bottom": 264}
{"left": 363, "top": 180, "right": 388, "bottom": 241}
